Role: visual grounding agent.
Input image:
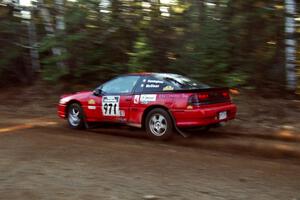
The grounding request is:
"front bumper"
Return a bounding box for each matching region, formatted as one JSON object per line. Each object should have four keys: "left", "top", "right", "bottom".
{"left": 57, "top": 103, "right": 67, "bottom": 118}
{"left": 172, "top": 103, "right": 237, "bottom": 127}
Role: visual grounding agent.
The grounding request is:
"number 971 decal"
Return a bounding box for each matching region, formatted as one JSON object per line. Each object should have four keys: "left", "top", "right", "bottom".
{"left": 102, "top": 96, "right": 121, "bottom": 116}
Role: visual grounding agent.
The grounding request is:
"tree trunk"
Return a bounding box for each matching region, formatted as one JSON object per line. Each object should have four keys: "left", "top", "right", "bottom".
{"left": 27, "top": 18, "right": 40, "bottom": 73}
{"left": 38, "top": 0, "right": 66, "bottom": 69}
{"left": 285, "top": 0, "right": 297, "bottom": 91}
{"left": 54, "top": 0, "right": 67, "bottom": 69}
{"left": 54, "top": 0, "right": 65, "bottom": 33}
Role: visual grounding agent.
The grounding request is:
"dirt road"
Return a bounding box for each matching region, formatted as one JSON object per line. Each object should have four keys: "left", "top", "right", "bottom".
{"left": 0, "top": 110, "right": 300, "bottom": 200}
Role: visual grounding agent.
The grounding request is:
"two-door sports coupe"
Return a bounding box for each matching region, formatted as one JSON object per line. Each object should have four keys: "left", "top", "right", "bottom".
{"left": 58, "top": 73, "right": 237, "bottom": 140}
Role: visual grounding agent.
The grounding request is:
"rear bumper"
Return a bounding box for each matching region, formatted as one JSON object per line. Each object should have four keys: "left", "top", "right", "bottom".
{"left": 57, "top": 104, "right": 67, "bottom": 118}
{"left": 172, "top": 103, "right": 237, "bottom": 127}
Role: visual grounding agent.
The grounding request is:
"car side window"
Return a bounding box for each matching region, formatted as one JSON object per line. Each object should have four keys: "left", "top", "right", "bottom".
{"left": 101, "top": 76, "right": 140, "bottom": 94}
{"left": 138, "top": 76, "right": 175, "bottom": 93}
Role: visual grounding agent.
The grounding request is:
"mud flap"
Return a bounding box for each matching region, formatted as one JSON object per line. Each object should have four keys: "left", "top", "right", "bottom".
{"left": 168, "top": 110, "right": 190, "bottom": 138}
{"left": 174, "top": 125, "right": 190, "bottom": 138}
{"left": 84, "top": 120, "right": 89, "bottom": 129}
{"left": 82, "top": 111, "right": 90, "bottom": 129}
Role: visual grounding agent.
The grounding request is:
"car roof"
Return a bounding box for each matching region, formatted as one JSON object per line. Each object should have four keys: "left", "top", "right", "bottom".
{"left": 127, "top": 72, "right": 179, "bottom": 76}
{"left": 127, "top": 72, "right": 153, "bottom": 76}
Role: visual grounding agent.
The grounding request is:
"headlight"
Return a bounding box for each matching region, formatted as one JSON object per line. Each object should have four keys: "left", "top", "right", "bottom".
{"left": 59, "top": 98, "right": 67, "bottom": 104}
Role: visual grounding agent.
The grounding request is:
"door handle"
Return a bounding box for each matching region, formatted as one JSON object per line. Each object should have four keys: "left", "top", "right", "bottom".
{"left": 125, "top": 97, "right": 132, "bottom": 101}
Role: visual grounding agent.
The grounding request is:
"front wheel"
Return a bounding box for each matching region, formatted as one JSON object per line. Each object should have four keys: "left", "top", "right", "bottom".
{"left": 67, "top": 103, "right": 85, "bottom": 129}
{"left": 145, "top": 108, "right": 174, "bottom": 140}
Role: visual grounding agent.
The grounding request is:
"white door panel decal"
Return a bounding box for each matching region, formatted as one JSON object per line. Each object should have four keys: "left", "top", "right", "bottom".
{"left": 134, "top": 95, "right": 140, "bottom": 104}
{"left": 140, "top": 94, "right": 157, "bottom": 104}
{"left": 102, "top": 96, "right": 121, "bottom": 116}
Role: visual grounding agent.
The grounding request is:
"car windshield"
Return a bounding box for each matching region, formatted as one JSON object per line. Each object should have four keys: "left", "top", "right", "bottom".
{"left": 154, "top": 73, "right": 210, "bottom": 90}
{"left": 100, "top": 75, "right": 140, "bottom": 94}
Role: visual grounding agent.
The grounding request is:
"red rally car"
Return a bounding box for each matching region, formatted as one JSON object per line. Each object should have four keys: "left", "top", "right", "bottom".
{"left": 58, "top": 73, "right": 237, "bottom": 140}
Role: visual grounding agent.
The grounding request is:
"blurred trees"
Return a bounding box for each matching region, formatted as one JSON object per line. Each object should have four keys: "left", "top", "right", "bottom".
{"left": 285, "top": 0, "right": 297, "bottom": 91}
{"left": 0, "top": 0, "right": 299, "bottom": 94}
{"left": 0, "top": 4, "right": 29, "bottom": 84}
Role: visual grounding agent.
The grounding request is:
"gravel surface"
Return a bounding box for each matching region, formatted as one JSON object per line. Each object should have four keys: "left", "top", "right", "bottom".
{"left": 0, "top": 113, "right": 300, "bottom": 200}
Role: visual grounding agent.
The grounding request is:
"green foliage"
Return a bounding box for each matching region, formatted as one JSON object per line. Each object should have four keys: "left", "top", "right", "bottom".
{"left": 39, "top": 36, "right": 69, "bottom": 82}
{"left": 39, "top": 36, "right": 59, "bottom": 53}
{"left": 128, "top": 35, "right": 154, "bottom": 72}
{"left": 0, "top": 0, "right": 293, "bottom": 92}
{"left": 0, "top": 6, "right": 29, "bottom": 85}
{"left": 41, "top": 64, "right": 68, "bottom": 82}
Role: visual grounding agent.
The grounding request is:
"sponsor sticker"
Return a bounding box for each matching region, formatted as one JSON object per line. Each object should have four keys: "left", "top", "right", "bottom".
{"left": 120, "top": 110, "right": 125, "bottom": 117}
{"left": 102, "top": 96, "right": 121, "bottom": 116}
{"left": 146, "top": 84, "right": 159, "bottom": 88}
{"left": 140, "top": 94, "right": 157, "bottom": 104}
{"left": 88, "top": 99, "right": 96, "bottom": 104}
{"left": 163, "top": 85, "right": 174, "bottom": 91}
{"left": 147, "top": 79, "right": 164, "bottom": 84}
{"left": 134, "top": 95, "right": 140, "bottom": 104}
{"left": 88, "top": 105, "right": 96, "bottom": 110}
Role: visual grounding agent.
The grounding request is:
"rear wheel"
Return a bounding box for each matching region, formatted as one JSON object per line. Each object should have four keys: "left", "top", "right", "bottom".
{"left": 145, "top": 108, "right": 173, "bottom": 140}
{"left": 67, "top": 103, "right": 85, "bottom": 129}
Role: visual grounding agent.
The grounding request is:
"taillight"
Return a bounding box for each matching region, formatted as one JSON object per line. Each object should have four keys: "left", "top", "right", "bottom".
{"left": 188, "top": 94, "right": 199, "bottom": 106}
{"left": 198, "top": 93, "right": 209, "bottom": 100}
{"left": 188, "top": 90, "right": 230, "bottom": 107}
{"left": 188, "top": 92, "right": 209, "bottom": 106}
{"left": 222, "top": 91, "right": 230, "bottom": 99}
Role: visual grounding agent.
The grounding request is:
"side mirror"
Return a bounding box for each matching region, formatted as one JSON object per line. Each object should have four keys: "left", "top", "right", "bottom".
{"left": 93, "top": 88, "right": 102, "bottom": 96}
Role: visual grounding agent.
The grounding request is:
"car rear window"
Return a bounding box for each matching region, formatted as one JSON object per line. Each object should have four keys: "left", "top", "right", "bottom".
{"left": 138, "top": 74, "right": 210, "bottom": 93}
{"left": 154, "top": 74, "right": 210, "bottom": 90}
{"left": 136, "top": 77, "right": 171, "bottom": 93}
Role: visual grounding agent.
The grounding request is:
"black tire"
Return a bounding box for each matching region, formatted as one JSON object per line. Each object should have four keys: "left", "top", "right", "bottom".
{"left": 145, "top": 108, "right": 174, "bottom": 140}
{"left": 67, "top": 103, "right": 86, "bottom": 129}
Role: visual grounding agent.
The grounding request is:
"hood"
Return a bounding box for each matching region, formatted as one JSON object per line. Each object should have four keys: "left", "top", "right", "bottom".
{"left": 59, "top": 91, "right": 93, "bottom": 104}
{"left": 60, "top": 91, "right": 92, "bottom": 99}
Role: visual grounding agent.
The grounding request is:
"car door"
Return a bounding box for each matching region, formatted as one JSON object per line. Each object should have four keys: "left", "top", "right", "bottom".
{"left": 128, "top": 75, "right": 174, "bottom": 125}
{"left": 99, "top": 75, "right": 141, "bottom": 123}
